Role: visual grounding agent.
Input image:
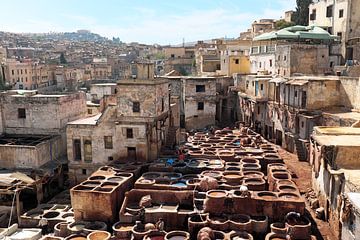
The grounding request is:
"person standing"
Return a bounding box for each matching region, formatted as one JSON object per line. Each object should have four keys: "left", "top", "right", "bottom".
{"left": 38, "top": 216, "right": 49, "bottom": 235}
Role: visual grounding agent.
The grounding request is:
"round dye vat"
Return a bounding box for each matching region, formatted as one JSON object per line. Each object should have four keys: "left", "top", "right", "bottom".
{"left": 171, "top": 182, "right": 187, "bottom": 188}
{"left": 207, "top": 190, "right": 227, "bottom": 198}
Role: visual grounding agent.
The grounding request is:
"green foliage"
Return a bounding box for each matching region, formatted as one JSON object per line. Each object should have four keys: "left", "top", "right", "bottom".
{"left": 275, "top": 20, "right": 296, "bottom": 29}
{"left": 178, "top": 66, "right": 188, "bottom": 76}
{"left": 292, "top": 0, "right": 313, "bottom": 26}
{"left": 60, "top": 52, "right": 67, "bottom": 64}
{"left": 154, "top": 52, "right": 166, "bottom": 60}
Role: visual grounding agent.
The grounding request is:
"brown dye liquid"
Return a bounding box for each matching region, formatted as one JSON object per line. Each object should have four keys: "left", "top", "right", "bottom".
{"left": 69, "top": 237, "right": 87, "bottom": 240}
{"left": 209, "top": 192, "right": 226, "bottom": 197}
{"left": 226, "top": 174, "right": 240, "bottom": 178}
{"left": 116, "top": 225, "right": 133, "bottom": 231}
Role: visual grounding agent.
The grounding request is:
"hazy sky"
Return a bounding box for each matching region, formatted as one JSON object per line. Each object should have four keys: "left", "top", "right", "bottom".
{"left": 0, "top": 0, "right": 296, "bottom": 44}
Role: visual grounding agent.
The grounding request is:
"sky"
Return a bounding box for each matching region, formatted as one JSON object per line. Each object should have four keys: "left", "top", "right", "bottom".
{"left": 0, "top": 0, "right": 296, "bottom": 45}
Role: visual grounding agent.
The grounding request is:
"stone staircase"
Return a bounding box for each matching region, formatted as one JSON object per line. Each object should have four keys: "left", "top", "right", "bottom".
{"left": 295, "top": 138, "right": 308, "bottom": 161}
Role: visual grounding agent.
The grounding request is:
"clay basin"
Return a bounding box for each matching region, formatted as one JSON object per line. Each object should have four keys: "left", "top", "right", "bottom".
{"left": 206, "top": 190, "right": 228, "bottom": 198}
{"left": 240, "top": 157, "right": 259, "bottom": 164}
{"left": 112, "top": 222, "right": 133, "bottom": 239}
{"left": 43, "top": 211, "right": 60, "bottom": 219}
{"left": 181, "top": 174, "right": 199, "bottom": 181}
{"left": 126, "top": 203, "right": 142, "bottom": 215}
{"left": 88, "top": 175, "right": 106, "bottom": 181}
{"left": 223, "top": 172, "right": 243, "bottom": 183}
{"left": 226, "top": 162, "right": 241, "bottom": 167}
{"left": 278, "top": 192, "right": 301, "bottom": 200}
{"left": 65, "top": 235, "right": 87, "bottom": 240}
{"left": 87, "top": 231, "right": 111, "bottom": 240}
{"left": 277, "top": 185, "right": 298, "bottom": 193}
{"left": 213, "top": 231, "right": 226, "bottom": 240}
{"left": 137, "top": 179, "right": 155, "bottom": 185}
{"left": 242, "top": 163, "right": 261, "bottom": 171}
{"left": 163, "top": 173, "right": 182, "bottom": 180}
{"left": 143, "top": 173, "right": 161, "bottom": 180}
{"left": 82, "top": 181, "right": 101, "bottom": 187}
{"left": 257, "top": 191, "right": 278, "bottom": 200}
{"left": 272, "top": 173, "right": 291, "bottom": 180}
{"left": 115, "top": 172, "right": 132, "bottom": 178}
{"left": 24, "top": 209, "right": 44, "bottom": 218}
{"left": 270, "top": 222, "right": 287, "bottom": 235}
{"left": 165, "top": 231, "right": 190, "bottom": 240}
{"left": 229, "top": 231, "right": 253, "bottom": 240}
{"left": 243, "top": 171, "right": 264, "bottom": 179}
{"left": 73, "top": 185, "right": 94, "bottom": 191}
{"left": 107, "top": 177, "right": 124, "bottom": 182}
{"left": 201, "top": 171, "right": 223, "bottom": 179}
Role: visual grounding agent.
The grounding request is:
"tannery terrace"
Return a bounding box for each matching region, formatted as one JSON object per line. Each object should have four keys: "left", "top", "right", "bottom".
{"left": 0, "top": 1, "right": 360, "bottom": 240}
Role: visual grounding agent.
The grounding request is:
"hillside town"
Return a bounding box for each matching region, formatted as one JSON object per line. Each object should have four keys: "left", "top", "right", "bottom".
{"left": 0, "top": 1, "right": 360, "bottom": 240}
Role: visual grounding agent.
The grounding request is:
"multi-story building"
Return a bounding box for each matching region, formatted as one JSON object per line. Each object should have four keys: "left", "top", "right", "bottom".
{"left": 220, "top": 40, "right": 251, "bottom": 76}
{"left": 66, "top": 63, "right": 170, "bottom": 184}
{"left": 236, "top": 74, "right": 360, "bottom": 159}
{"left": 250, "top": 25, "right": 340, "bottom": 76}
{"left": 309, "top": 0, "right": 360, "bottom": 62}
{"left": 3, "top": 59, "right": 34, "bottom": 90}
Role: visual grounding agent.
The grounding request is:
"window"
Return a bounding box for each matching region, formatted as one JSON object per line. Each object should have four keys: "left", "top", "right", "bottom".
{"left": 126, "top": 128, "right": 134, "bottom": 138}
{"left": 269, "top": 59, "right": 273, "bottom": 67}
{"left": 197, "top": 102, "right": 204, "bottom": 110}
{"left": 133, "top": 101, "right": 140, "bottom": 113}
{"left": 337, "top": 32, "right": 343, "bottom": 42}
{"left": 339, "top": 9, "right": 344, "bottom": 18}
{"left": 87, "top": 109, "right": 92, "bottom": 115}
{"left": 259, "top": 62, "right": 262, "bottom": 68}
{"left": 127, "top": 147, "right": 137, "bottom": 160}
{"left": 11, "top": 70, "right": 14, "bottom": 75}
{"left": 235, "top": 59, "right": 239, "bottom": 64}
{"left": 295, "top": 91, "right": 298, "bottom": 97}
{"left": 82, "top": 169, "right": 87, "bottom": 175}
{"left": 260, "top": 84, "right": 264, "bottom": 91}
{"left": 257, "top": 106, "right": 260, "bottom": 114}
{"left": 25, "top": 69, "right": 27, "bottom": 74}
{"left": 161, "top": 97, "right": 165, "bottom": 112}
{"left": 283, "top": 55, "right": 287, "bottom": 61}
{"left": 21, "top": 69, "right": 23, "bottom": 74}
{"left": 310, "top": 9, "right": 316, "bottom": 20}
{"left": 18, "top": 108, "right": 26, "bottom": 118}
{"left": 108, "top": 156, "right": 114, "bottom": 161}
{"left": 104, "top": 136, "right": 113, "bottom": 149}
{"left": 171, "top": 54, "right": 175, "bottom": 58}
{"left": 301, "top": 121, "right": 304, "bottom": 128}
{"left": 326, "top": 5, "right": 333, "bottom": 17}
{"left": 196, "top": 85, "right": 205, "bottom": 92}
{"left": 327, "top": 27, "right": 333, "bottom": 34}
{"left": 84, "top": 140, "right": 92, "bottom": 162}
{"left": 73, "top": 139, "right": 81, "bottom": 161}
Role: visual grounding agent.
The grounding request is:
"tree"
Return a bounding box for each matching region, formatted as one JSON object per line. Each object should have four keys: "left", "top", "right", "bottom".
{"left": 59, "top": 53, "right": 67, "bottom": 64}
{"left": 292, "top": 0, "right": 313, "bottom": 26}
{"left": 275, "top": 19, "right": 295, "bottom": 29}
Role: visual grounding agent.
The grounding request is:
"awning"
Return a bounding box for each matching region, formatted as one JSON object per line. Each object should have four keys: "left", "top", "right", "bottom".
{"left": 269, "top": 77, "right": 287, "bottom": 83}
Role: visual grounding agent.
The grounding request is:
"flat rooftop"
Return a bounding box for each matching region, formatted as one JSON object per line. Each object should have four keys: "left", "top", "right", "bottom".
{"left": 0, "top": 134, "right": 54, "bottom": 146}
{"left": 117, "top": 79, "right": 168, "bottom": 85}
{"left": 314, "top": 126, "right": 360, "bottom": 135}
{"left": 68, "top": 113, "right": 101, "bottom": 125}
{"left": 313, "top": 134, "right": 360, "bottom": 146}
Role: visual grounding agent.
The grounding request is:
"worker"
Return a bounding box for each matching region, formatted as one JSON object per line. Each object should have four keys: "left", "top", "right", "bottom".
{"left": 239, "top": 185, "right": 250, "bottom": 198}
{"left": 155, "top": 218, "right": 165, "bottom": 231}
{"left": 38, "top": 216, "right": 49, "bottom": 235}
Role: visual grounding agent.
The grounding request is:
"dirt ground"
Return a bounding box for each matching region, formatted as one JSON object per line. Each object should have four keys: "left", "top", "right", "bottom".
{"left": 276, "top": 146, "right": 338, "bottom": 240}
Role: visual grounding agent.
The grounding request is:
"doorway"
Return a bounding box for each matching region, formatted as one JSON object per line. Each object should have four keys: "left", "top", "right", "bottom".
{"left": 127, "top": 147, "right": 137, "bottom": 161}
